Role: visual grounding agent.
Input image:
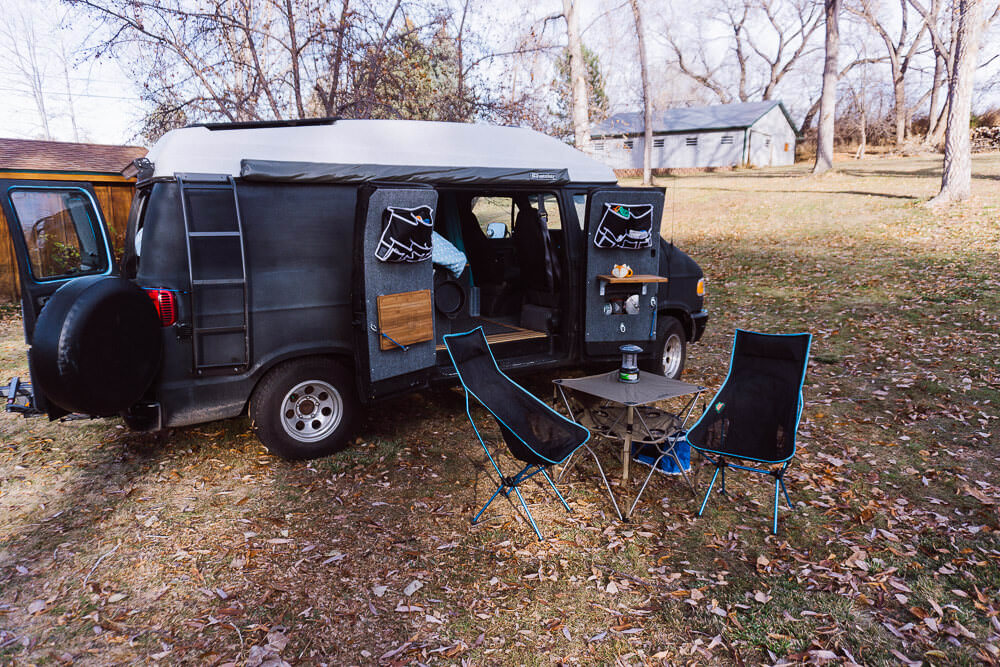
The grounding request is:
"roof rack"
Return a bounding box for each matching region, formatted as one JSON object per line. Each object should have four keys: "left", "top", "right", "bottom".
{"left": 186, "top": 116, "right": 342, "bottom": 131}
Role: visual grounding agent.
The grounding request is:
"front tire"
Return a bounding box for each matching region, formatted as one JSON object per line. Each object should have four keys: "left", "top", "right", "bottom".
{"left": 645, "top": 316, "right": 687, "bottom": 380}
{"left": 249, "top": 357, "right": 360, "bottom": 460}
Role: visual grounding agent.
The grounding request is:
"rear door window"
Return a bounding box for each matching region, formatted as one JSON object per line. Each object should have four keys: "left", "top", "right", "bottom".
{"left": 8, "top": 188, "right": 109, "bottom": 281}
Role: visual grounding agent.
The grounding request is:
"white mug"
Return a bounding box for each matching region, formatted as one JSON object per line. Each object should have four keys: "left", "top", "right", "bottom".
{"left": 612, "top": 264, "right": 633, "bottom": 279}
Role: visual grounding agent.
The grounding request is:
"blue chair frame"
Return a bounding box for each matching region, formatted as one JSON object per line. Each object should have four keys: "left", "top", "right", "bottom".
{"left": 444, "top": 328, "right": 590, "bottom": 541}
{"left": 687, "top": 329, "right": 812, "bottom": 534}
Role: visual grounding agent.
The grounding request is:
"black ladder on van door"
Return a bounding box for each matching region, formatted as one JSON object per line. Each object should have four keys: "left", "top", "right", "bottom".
{"left": 177, "top": 174, "right": 250, "bottom": 375}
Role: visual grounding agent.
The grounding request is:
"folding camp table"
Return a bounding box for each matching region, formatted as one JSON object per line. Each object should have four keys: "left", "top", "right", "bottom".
{"left": 553, "top": 371, "right": 704, "bottom": 519}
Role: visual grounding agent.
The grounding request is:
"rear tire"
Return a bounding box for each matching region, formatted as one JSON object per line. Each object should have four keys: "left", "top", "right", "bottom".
{"left": 249, "top": 357, "right": 360, "bottom": 460}
{"left": 644, "top": 316, "right": 687, "bottom": 380}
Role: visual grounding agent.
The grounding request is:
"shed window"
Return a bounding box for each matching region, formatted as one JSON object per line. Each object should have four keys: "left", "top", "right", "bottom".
{"left": 764, "top": 137, "right": 771, "bottom": 147}
{"left": 623, "top": 140, "right": 634, "bottom": 150}
{"left": 721, "top": 135, "right": 734, "bottom": 145}
{"left": 593, "top": 141, "right": 605, "bottom": 151}
{"left": 653, "top": 138, "right": 665, "bottom": 148}
{"left": 685, "top": 136, "right": 698, "bottom": 146}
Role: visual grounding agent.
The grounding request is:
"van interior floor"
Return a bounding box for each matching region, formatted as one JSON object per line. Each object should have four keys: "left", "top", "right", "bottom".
{"left": 435, "top": 317, "right": 548, "bottom": 351}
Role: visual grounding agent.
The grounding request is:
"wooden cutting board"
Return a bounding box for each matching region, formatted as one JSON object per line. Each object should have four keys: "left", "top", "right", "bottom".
{"left": 376, "top": 289, "right": 434, "bottom": 350}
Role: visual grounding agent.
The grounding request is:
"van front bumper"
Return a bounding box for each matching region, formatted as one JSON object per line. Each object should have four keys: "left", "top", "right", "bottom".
{"left": 691, "top": 310, "right": 709, "bottom": 343}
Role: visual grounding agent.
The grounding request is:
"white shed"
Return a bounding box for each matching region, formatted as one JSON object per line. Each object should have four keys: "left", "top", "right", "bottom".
{"left": 588, "top": 101, "right": 798, "bottom": 170}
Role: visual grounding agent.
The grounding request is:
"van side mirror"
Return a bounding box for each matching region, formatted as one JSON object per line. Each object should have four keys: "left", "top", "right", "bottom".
{"left": 485, "top": 222, "right": 509, "bottom": 239}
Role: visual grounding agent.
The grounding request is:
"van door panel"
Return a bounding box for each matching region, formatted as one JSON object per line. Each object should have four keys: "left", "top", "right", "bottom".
{"left": 0, "top": 180, "right": 115, "bottom": 415}
{"left": 0, "top": 181, "right": 115, "bottom": 341}
{"left": 583, "top": 188, "right": 665, "bottom": 356}
{"left": 354, "top": 187, "right": 438, "bottom": 400}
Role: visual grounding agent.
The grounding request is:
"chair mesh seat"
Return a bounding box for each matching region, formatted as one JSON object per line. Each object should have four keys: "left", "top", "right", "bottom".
{"left": 447, "top": 331, "right": 586, "bottom": 466}
{"left": 687, "top": 331, "right": 810, "bottom": 463}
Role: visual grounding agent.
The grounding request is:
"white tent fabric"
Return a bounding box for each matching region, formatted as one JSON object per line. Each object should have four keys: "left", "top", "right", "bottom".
{"left": 146, "top": 119, "right": 617, "bottom": 184}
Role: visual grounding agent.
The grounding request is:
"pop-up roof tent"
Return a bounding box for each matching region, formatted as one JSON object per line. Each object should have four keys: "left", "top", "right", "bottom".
{"left": 143, "top": 119, "right": 618, "bottom": 185}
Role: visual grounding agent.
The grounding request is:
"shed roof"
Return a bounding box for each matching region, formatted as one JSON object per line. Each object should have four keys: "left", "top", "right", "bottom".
{"left": 591, "top": 101, "right": 797, "bottom": 137}
{"left": 145, "top": 119, "right": 617, "bottom": 184}
{"left": 0, "top": 137, "right": 147, "bottom": 174}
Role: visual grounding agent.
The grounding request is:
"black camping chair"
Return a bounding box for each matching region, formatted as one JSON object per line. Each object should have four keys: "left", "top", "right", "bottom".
{"left": 686, "top": 329, "right": 812, "bottom": 534}
{"left": 443, "top": 327, "right": 589, "bottom": 541}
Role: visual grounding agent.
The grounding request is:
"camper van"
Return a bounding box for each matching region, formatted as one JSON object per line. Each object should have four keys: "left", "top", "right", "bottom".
{"left": 1, "top": 118, "right": 707, "bottom": 459}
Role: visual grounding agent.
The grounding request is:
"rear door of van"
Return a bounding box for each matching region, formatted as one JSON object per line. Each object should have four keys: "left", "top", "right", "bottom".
{"left": 0, "top": 180, "right": 116, "bottom": 413}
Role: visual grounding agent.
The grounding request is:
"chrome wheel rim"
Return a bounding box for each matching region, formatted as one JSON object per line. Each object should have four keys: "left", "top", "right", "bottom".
{"left": 280, "top": 380, "right": 343, "bottom": 443}
{"left": 660, "top": 333, "right": 683, "bottom": 378}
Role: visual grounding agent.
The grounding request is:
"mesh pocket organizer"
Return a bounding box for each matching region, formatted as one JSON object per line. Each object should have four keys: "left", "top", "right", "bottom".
{"left": 375, "top": 205, "right": 434, "bottom": 262}
{"left": 593, "top": 203, "right": 654, "bottom": 250}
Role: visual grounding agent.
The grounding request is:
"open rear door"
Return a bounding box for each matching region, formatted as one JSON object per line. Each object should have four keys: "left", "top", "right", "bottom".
{"left": 353, "top": 186, "right": 439, "bottom": 401}
{"left": 0, "top": 180, "right": 116, "bottom": 415}
{"left": 583, "top": 188, "right": 665, "bottom": 357}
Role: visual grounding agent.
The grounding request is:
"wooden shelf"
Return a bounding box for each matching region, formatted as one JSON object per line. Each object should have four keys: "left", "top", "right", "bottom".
{"left": 597, "top": 274, "right": 669, "bottom": 284}
{"left": 597, "top": 274, "right": 668, "bottom": 295}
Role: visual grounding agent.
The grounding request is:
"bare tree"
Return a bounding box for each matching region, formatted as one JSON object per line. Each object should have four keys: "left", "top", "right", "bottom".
{"left": 0, "top": 6, "right": 54, "bottom": 139}
{"left": 57, "top": 38, "right": 82, "bottom": 143}
{"left": 72, "top": 0, "right": 551, "bottom": 139}
{"left": 814, "top": 0, "right": 842, "bottom": 173}
{"left": 562, "top": 0, "right": 591, "bottom": 149}
{"left": 929, "top": 0, "right": 986, "bottom": 204}
{"left": 909, "top": 0, "right": 1000, "bottom": 147}
{"left": 847, "top": 0, "right": 930, "bottom": 144}
{"left": 629, "top": 0, "right": 653, "bottom": 184}
{"left": 658, "top": 0, "right": 823, "bottom": 105}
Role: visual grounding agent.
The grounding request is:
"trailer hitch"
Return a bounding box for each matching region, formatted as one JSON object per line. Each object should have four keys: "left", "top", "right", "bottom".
{"left": 1, "top": 376, "right": 39, "bottom": 416}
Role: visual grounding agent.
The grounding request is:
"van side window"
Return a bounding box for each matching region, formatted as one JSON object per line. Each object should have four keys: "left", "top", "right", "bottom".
{"left": 9, "top": 188, "right": 108, "bottom": 281}
{"left": 534, "top": 194, "right": 561, "bottom": 230}
{"left": 572, "top": 194, "right": 586, "bottom": 229}
{"left": 122, "top": 189, "right": 148, "bottom": 277}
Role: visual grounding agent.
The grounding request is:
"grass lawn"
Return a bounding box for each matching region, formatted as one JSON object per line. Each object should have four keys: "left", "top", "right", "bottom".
{"left": 1, "top": 154, "right": 998, "bottom": 665}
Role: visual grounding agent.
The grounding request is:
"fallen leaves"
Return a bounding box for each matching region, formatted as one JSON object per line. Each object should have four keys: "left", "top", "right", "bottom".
{"left": 2, "top": 160, "right": 1000, "bottom": 665}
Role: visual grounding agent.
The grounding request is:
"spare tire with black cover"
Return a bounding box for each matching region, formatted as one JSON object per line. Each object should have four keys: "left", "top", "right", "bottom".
{"left": 32, "top": 275, "right": 162, "bottom": 416}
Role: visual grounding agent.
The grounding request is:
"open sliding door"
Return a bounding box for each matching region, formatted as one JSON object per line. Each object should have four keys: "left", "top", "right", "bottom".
{"left": 583, "top": 188, "right": 666, "bottom": 357}
{"left": 353, "top": 186, "right": 439, "bottom": 401}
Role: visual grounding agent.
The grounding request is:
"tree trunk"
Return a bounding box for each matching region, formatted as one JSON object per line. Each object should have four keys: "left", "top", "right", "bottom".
{"left": 813, "top": 0, "right": 841, "bottom": 174}
{"left": 629, "top": 0, "right": 653, "bottom": 185}
{"left": 855, "top": 103, "right": 867, "bottom": 159}
{"left": 893, "top": 73, "right": 907, "bottom": 144}
{"left": 57, "top": 36, "right": 81, "bottom": 143}
{"left": 926, "top": 52, "right": 944, "bottom": 140}
{"left": 928, "top": 96, "right": 949, "bottom": 147}
{"left": 929, "top": 0, "right": 984, "bottom": 205}
{"left": 562, "top": 0, "right": 590, "bottom": 150}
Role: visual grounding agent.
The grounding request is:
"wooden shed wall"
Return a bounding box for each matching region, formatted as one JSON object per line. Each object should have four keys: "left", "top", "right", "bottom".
{"left": 0, "top": 176, "right": 136, "bottom": 302}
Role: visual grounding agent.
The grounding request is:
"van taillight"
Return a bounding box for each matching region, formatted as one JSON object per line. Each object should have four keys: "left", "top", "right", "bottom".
{"left": 145, "top": 289, "right": 177, "bottom": 327}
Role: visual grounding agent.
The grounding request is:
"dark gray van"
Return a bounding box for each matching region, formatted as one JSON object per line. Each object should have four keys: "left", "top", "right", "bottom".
{"left": 1, "top": 118, "right": 707, "bottom": 459}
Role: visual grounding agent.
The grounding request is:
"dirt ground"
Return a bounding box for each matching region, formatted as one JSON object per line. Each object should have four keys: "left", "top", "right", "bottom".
{"left": 1, "top": 154, "right": 999, "bottom": 665}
